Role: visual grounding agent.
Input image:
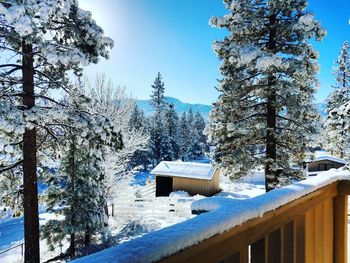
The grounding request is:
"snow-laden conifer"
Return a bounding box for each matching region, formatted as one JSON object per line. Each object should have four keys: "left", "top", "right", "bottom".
{"left": 206, "top": 0, "right": 325, "bottom": 191}
{"left": 41, "top": 92, "right": 122, "bottom": 256}
{"left": 0, "top": 1, "right": 113, "bottom": 260}
{"left": 325, "top": 41, "right": 350, "bottom": 158}
{"left": 150, "top": 72, "right": 166, "bottom": 109}
{"left": 164, "top": 103, "right": 180, "bottom": 159}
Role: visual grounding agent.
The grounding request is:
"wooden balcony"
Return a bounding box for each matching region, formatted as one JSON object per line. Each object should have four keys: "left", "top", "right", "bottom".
{"left": 160, "top": 180, "right": 350, "bottom": 263}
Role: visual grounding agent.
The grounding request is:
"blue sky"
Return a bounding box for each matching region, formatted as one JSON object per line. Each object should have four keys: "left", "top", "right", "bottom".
{"left": 80, "top": 0, "right": 350, "bottom": 105}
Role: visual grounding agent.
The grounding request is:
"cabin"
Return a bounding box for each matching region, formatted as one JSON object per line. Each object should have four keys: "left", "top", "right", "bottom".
{"left": 306, "top": 151, "right": 347, "bottom": 176}
{"left": 151, "top": 161, "right": 220, "bottom": 197}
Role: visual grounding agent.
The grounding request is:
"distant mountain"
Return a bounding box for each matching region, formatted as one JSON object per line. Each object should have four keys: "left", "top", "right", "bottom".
{"left": 137, "top": 97, "right": 328, "bottom": 120}
{"left": 136, "top": 97, "right": 212, "bottom": 118}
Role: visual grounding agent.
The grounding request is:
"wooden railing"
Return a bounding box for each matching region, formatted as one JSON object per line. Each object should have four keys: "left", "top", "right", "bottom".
{"left": 158, "top": 180, "right": 349, "bottom": 263}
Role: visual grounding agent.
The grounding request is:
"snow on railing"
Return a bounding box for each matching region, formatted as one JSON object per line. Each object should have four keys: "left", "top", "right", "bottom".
{"left": 73, "top": 169, "right": 350, "bottom": 263}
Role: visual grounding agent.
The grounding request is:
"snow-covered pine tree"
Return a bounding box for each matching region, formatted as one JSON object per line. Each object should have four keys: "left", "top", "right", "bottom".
{"left": 0, "top": 2, "right": 113, "bottom": 261}
{"left": 327, "top": 41, "right": 350, "bottom": 111}
{"left": 149, "top": 110, "right": 165, "bottom": 164}
{"left": 164, "top": 103, "right": 181, "bottom": 159}
{"left": 129, "top": 104, "right": 147, "bottom": 132}
{"left": 187, "top": 107, "right": 194, "bottom": 128}
{"left": 187, "top": 112, "right": 207, "bottom": 160}
{"left": 207, "top": 0, "right": 325, "bottom": 191}
{"left": 42, "top": 93, "right": 121, "bottom": 257}
{"left": 127, "top": 104, "right": 150, "bottom": 168}
{"left": 148, "top": 73, "right": 173, "bottom": 164}
{"left": 179, "top": 112, "right": 191, "bottom": 161}
{"left": 326, "top": 102, "right": 350, "bottom": 160}
{"left": 188, "top": 128, "right": 205, "bottom": 161}
{"left": 160, "top": 130, "right": 174, "bottom": 161}
{"left": 43, "top": 136, "right": 106, "bottom": 256}
{"left": 193, "top": 112, "right": 208, "bottom": 151}
{"left": 149, "top": 72, "right": 166, "bottom": 110}
{"left": 325, "top": 41, "right": 350, "bottom": 158}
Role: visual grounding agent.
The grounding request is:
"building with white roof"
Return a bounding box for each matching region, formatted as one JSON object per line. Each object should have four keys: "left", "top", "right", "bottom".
{"left": 151, "top": 161, "right": 220, "bottom": 197}
{"left": 305, "top": 151, "right": 347, "bottom": 176}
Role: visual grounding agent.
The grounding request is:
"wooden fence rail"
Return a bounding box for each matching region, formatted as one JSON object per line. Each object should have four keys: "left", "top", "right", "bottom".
{"left": 159, "top": 181, "right": 349, "bottom": 263}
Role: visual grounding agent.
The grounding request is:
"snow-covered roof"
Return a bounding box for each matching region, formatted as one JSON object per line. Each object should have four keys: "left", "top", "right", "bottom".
{"left": 306, "top": 151, "right": 347, "bottom": 165}
{"left": 150, "top": 161, "right": 216, "bottom": 181}
{"left": 73, "top": 169, "right": 350, "bottom": 263}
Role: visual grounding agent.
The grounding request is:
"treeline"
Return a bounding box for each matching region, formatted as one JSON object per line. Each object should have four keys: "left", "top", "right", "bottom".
{"left": 129, "top": 72, "right": 208, "bottom": 168}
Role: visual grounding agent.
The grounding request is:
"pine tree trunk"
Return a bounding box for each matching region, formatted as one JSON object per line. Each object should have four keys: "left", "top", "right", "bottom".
{"left": 84, "top": 226, "right": 91, "bottom": 246}
{"left": 22, "top": 42, "right": 40, "bottom": 263}
{"left": 69, "top": 233, "right": 75, "bottom": 257}
{"left": 265, "top": 91, "right": 277, "bottom": 192}
{"left": 69, "top": 139, "right": 76, "bottom": 257}
{"left": 340, "top": 122, "right": 345, "bottom": 159}
{"left": 265, "top": 14, "right": 278, "bottom": 192}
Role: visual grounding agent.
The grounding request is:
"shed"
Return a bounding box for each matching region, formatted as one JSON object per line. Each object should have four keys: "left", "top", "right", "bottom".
{"left": 305, "top": 151, "right": 347, "bottom": 176}
{"left": 151, "top": 161, "right": 220, "bottom": 197}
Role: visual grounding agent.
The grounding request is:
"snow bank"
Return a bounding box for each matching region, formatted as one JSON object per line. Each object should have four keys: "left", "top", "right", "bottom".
{"left": 72, "top": 169, "right": 350, "bottom": 263}
{"left": 169, "top": 191, "right": 190, "bottom": 198}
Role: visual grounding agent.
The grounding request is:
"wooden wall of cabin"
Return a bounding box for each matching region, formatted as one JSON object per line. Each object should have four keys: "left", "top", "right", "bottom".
{"left": 308, "top": 160, "right": 345, "bottom": 172}
{"left": 172, "top": 170, "right": 220, "bottom": 196}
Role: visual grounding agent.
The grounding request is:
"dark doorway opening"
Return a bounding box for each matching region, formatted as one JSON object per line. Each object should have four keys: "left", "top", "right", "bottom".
{"left": 156, "top": 176, "right": 173, "bottom": 197}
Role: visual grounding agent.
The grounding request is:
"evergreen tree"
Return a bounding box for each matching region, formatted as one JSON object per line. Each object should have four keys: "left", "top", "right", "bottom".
{"left": 42, "top": 136, "right": 106, "bottom": 255}
{"left": 160, "top": 130, "right": 174, "bottom": 161}
{"left": 325, "top": 41, "right": 350, "bottom": 159}
{"left": 41, "top": 94, "right": 121, "bottom": 257}
{"left": 327, "top": 41, "right": 350, "bottom": 111}
{"left": 126, "top": 104, "right": 150, "bottom": 169}
{"left": 129, "top": 104, "right": 147, "bottom": 132}
{"left": 148, "top": 73, "right": 174, "bottom": 164}
{"left": 149, "top": 111, "right": 164, "bottom": 164}
{"left": 326, "top": 102, "right": 350, "bottom": 160}
{"left": 0, "top": 2, "right": 113, "bottom": 260}
{"left": 207, "top": 0, "right": 325, "bottom": 191}
{"left": 164, "top": 104, "right": 181, "bottom": 159}
{"left": 193, "top": 112, "right": 208, "bottom": 151}
{"left": 188, "top": 128, "right": 205, "bottom": 161}
{"left": 179, "top": 112, "right": 191, "bottom": 161}
{"left": 187, "top": 107, "right": 194, "bottom": 128}
{"left": 149, "top": 72, "right": 166, "bottom": 109}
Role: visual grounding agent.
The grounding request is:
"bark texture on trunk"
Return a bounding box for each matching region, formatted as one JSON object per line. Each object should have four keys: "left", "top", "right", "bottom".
{"left": 265, "top": 14, "right": 278, "bottom": 192}
{"left": 69, "top": 138, "right": 76, "bottom": 257}
{"left": 22, "top": 43, "right": 40, "bottom": 263}
{"left": 84, "top": 226, "right": 91, "bottom": 246}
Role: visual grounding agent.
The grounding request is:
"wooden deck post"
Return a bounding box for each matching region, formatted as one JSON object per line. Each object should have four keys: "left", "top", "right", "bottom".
{"left": 334, "top": 194, "right": 348, "bottom": 263}
{"left": 294, "top": 215, "right": 305, "bottom": 263}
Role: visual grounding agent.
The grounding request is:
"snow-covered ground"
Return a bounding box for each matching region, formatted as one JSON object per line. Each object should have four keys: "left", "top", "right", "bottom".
{"left": 0, "top": 170, "right": 266, "bottom": 262}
